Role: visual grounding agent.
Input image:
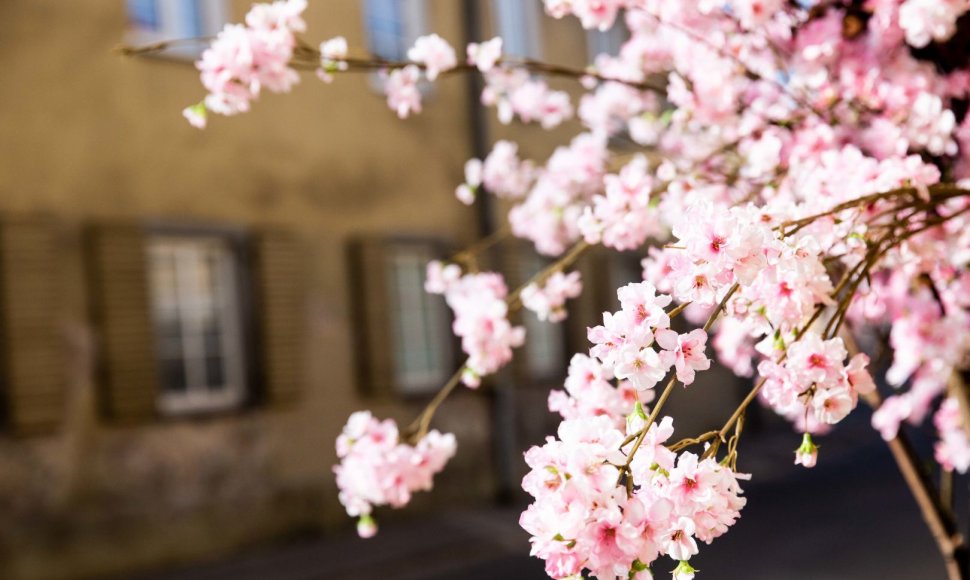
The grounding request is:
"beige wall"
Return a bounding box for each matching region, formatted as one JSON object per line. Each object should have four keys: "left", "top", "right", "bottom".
{"left": 0, "top": 1, "right": 498, "bottom": 579}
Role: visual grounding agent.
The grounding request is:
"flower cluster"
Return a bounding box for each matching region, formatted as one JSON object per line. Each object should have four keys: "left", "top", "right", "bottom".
{"left": 455, "top": 140, "right": 535, "bottom": 205}
{"left": 425, "top": 263, "right": 525, "bottom": 387}
{"left": 588, "top": 281, "right": 712, "bottom": 390}
{"left": 578, "top": 155, "right": 664, "bottom": 251}
{"left": 184, "top": 0, "right": 307, "bottom": 127}
{"left": 481, "top": 66, "right": 574, "bottom": 129}
{"left": 547, "top": 354, "right": 640, "bottom": 431}
{"left": 522, "top": 270, "right": 583, "bottom": 323}
{"left": 521, "top": 415, "right": 746, "bottom": 579}
{"left": 334, "top": 411, "right": 456, "bottom": 537}
{"left": 934, "top": 397, "right": 970, "bottom": 474}
{"left": 898, "top": 0, "right": 970, "bottom": 49}
{"left": 508, "top": 133, "right": 608, "bottom": 255}
{"left": 758, "top": 333, "right": 876, "bottom": 433}
{"left": 467, "top": 37, "right": 503, "bottom": 72}
{"left": 381, "top": 34, "right": 459, "bottom": 118}
{"left": 407, "top": 34, "right": 457, "bottom": 81}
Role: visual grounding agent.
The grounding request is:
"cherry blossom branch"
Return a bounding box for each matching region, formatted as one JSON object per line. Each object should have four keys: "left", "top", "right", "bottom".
{"left": 507, "top": 241, "right": 590, "bottom": 311}
{"left": 116, "top": 37, "right": 215, "bottom": 56}
{"left": 717, "top": 200, "right": 970, "bottom": 449}
{"left": 120, "top": 37, "right": 666, "bottom": 93}
{"left": 668, "top": 430, "right": 720, "bottom": 453}
{"left": 841, "top": 329, "right": 970, "bottom": 580}
{"left": 714, "top": 231, "right": 895, "bottom": 444}
{"left": 404, "top": 363, "right": 466, "bottom": 444}
{"left": 449, "top": 225, "right": 511, "bottom": 270}
{"left": 779, "top": 184, "right": 970, "bottom": 236}
{"left": 618, "top": 283, "right": 740, "bottom": 481}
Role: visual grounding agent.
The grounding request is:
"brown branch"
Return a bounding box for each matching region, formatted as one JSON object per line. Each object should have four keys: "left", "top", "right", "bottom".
{"left": 841, "top": 330, "right": 968, "bottom": 579}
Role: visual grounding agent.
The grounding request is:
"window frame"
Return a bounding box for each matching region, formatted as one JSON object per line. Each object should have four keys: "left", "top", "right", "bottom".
{"left": 361, "top": 0, "right": 429, "bottom": 92}
{"left": 491, "top": 0, "right": 543, "bottom": 60}
{"left": 348, "top": 235, "right": 460, "bottom": 400}
{"left": 361, "top": 0, "right": 428, "bottom": 62}
{"left": 384, "top": 238, "right": 457, "bottom": 396}
{"left": 144, "top": 224, "right": 256, "bottom": 417}
{"left": 125, "top": 0, "right": 229, "bottom": 61}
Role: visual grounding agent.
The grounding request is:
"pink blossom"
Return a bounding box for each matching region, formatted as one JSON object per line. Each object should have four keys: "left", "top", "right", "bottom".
{"left": 424, "top": 260, "right": 461, "bottom": 295}
{"left": 334, "top": 411, "right": 456, "bottom": 532}
{"left": 193, "top": 0, "right": 306, "bottom": 122}
{"left": 898, "top": 0, "right": 968, "bottom": 48}
{"left": 440, "top": 271, "right": 525, "bottom": 385}
{"left": 662, "top": 517, "right": 698, "bottom": 561}
{"left": 481, "top": 141, "right": 535, "bottom": 199}
{"left": 182, "top": 102, "right": 207, "bottom": 129}
{"left": 455, "top": 158, "right": 483, "bottom": 205}
{"left": 614, "top": 345, "right": 669, "bottom": 391}
{"left": 408, "top": 34, "right": 458, "bottom": 81}
{"left": 570, "top": 0, "right": 625, "bottom": 31}
{"left": 245, "top": 0, "right": 306, "bottom": 33}
{"left": 467, "top": 37, "right": 503, "bottom": 72}
{"left": 656, "top": 328, "right": 711, "bottom": 386}
{"left": 872, "top": 394, "right": 914, "bottom": 441}
{"left": 318, "top": 36, "right": 348, "bottom": 82}
{"left": 935, "top": 397, "right": 970, "bottom": 473}
{"left": 522, "top": 270, "right": 584, "bottom": 322}
{"left": 383, "top": 65, "right": 423, "bottom": 118}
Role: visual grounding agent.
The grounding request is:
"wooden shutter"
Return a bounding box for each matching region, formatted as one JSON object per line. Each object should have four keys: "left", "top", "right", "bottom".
{"left": 0, "top": 219, "right": 63, "bottom": 434}
{"left": 347, "top": 237, "right": 395, "bottom": 397}
{"left": 87, "top": 224, "right": 158, "bottom": 422}
{"left": 252, "top": 231, "right": 304, "bottom": 406}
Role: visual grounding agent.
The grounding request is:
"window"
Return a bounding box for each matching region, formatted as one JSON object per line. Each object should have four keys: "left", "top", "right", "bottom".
{"left": 385, "top": 241, "right": 454, "bottom": 395}
{"left": 126, "top": 0, "right": 228, "bottom": 59}
{"left": 491, "top": 0, "right": 542, "bottom": 59}
{"left": 348, "top": 237, "right": 455, "bottom": 397}
{"left": 587, "top": 15, "right": 629, "bottom": 61}
{"left": 147, "top": 234, "right": 247, "bottom": 415}
{"left": 362, "top": 0, "right": 427, "bottom": 61}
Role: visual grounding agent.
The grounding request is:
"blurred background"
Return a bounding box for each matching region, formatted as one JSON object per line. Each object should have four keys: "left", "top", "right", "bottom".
{"left": 0, "top": 1, "right": 958, "bottom": 578}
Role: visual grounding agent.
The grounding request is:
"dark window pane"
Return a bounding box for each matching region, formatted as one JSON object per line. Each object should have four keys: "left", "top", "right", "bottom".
{"left": 203, "top": 329, "right": 222, "bottom": 358}
{"left": 205, "top": 356, "right": 225, "bottom": 390}
{"left": 157, "top": 311, "right": 181, "bottom": 341}
{"left": 160, "top": 358, "right": 188, "bottom": 393}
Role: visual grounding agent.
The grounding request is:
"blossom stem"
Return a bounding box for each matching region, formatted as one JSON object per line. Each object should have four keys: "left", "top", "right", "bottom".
{"left": 405, "top": 362, "right": 466, "bottom": 444}
{"left": 507, "top": 241, "right": 590, "bottom": 311}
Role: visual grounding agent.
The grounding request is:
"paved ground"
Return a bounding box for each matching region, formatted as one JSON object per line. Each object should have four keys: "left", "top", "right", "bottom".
{"left": 132, "top": 408, "right": 959, "bottom": 580}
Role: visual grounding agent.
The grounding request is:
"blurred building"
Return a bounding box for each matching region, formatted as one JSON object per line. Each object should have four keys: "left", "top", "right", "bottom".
{"left": 0, "top": 1, "right": 658, "bottom": 579}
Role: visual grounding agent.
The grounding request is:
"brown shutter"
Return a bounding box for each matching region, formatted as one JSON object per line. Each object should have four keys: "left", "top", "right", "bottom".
{"left": 346, "top": 237, "right": 394, "bottom": 397}
{"left": 0, "top": 219, "right": 63, "bottom": 434}
{"left": 252, "top": 231, "right": 304, "bottom": 406}
{"left": 87, "top": 224, "right": 158, "bottom": 422}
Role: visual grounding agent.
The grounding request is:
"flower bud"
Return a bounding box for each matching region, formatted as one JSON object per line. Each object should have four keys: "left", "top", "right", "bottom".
{"left": 673, "top": 560, "right": 698, "bottom": 580}
{"left": 357, "top": 514, "right": 378, "bottom": 538}
{"left": 182, "top": 102, "right": 207, "bottom": 129}
{"left": 794, "top": 432, "right": 818, "bottom": 468}
{"left": 627, "top": 401, "right": 649, "bottom": 434}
